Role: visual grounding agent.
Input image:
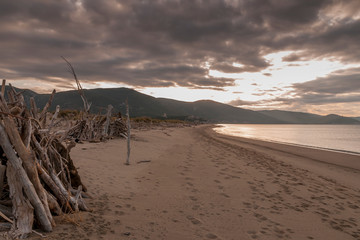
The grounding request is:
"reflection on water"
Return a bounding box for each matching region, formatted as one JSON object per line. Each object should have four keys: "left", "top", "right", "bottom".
{"left": 214, "top": 124, "right": 360, "bottom": 155}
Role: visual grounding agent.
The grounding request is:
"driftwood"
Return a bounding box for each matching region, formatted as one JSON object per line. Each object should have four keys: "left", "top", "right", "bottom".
{"left": 125, "top": 100, "right": 131, "bottom": 165}
{"left": 103, "top": 105, "right": 113, "bottom": 137}
{"left": 0, "top": 165, "right": 5, "bottom": 196}
{"left": 65, "top": 109, "right": 127, "bottom": 142}
{"left": 60, "top": 58, "right": 127, "bottom": 142}
{"left": 0, "top": 80, "right": 89, "bottom": 237}
{"left": 62, "top": 57, "right": 91, "bottom": 114}
{"left": 0, "top": 64, "right": 128, "bottom": 237}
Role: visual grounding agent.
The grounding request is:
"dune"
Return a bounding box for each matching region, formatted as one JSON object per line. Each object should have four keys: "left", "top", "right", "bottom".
{"left": 28, "top": 125, "right": 360, "bottom": 240}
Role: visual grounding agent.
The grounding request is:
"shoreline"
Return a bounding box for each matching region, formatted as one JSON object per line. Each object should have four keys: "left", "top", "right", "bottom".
{"left": 28, "top": 125, "right": 360, "bottom": 240}
{"left": 206, "top": 125, "right": 360, "bottom": 190}
{"left": 216, "top": 130, "right": 360, "bottom": 157}
{"left": 214, "top": 124, "right": 360, "bottom": 157}
{"left": 211, "top": 125, "right": 360, "bottom": 171}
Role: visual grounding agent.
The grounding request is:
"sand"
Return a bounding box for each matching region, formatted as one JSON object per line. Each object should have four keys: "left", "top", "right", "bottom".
{"left": 27, "top": 125, "right": 360, "bottom": 240}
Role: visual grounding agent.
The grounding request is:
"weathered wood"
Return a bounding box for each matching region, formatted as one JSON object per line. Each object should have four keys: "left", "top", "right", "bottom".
{"left": 73, "top": 185, "right": 82, "bottom": 212}
{"left": 7, "top": 163, "right": 34, "bottom": 238}
{"left": 0, "top": 200, "right": 12, "bottom": 207}
{"left": 0, "top": 93, "right": 9, "bottom": 112}
{"left": 0, "top": 204, "right": 13, "bottom": 219}
{"left": 62, "top": 57, "right": 91, "bottom": 113}
{"left": 0, "top": 81, "right": 90, "bottom": 236}
{"left": 103, "top": 105, "right": 113, "bottom": 137}
{"left": 29, "top": 97, "right": 38, "bottom": 119}
{"left": 0, "top": 122, "right": 53, "bottom": 232}
{"left": 1, "top": 79, "right": 5, "bottom": 97}
{"left": 125, "top": 100, "right": 131, "bottom": 165}
{"left": 48, "top": 145, "right": 70, "bottom": 189}
{"left": 6, "top": 90, "right": 15, "bottom": 104}
{"left": 31, "top": 134, "right": 52, "bottom": 171}
{"left": 70, "top": 189, "right": 91, "bottom": 199}
{"left": 3, "top": 118, "right": 55, "bottom": 228}
{"left": 51, "top": 139, "right": 87, "bottom": 191}
{"left": 7, "top": 84, "right": 18, "bottom": 103}
{"left": 21, "top": 118, "right": 32, "bottom": 149}
{"left": 39, "top": 89, "right": 56, "bottom": 127}
{"left": 49, "top": 171, "right": 88, "bottom": 211}
{"left": 0, "top": 223, "right": 11, "bottom": 231}
{"left": 37, "top": 164, "right": 71, "bottom": 212}
{"left": 48, "top": 105, "right": 60, "bottom": 132}
{"left": 0, "top": 165, "right": 6, "bottom": 194}
{"left": 45, "top": 191, "right": 62, "bottom": 216}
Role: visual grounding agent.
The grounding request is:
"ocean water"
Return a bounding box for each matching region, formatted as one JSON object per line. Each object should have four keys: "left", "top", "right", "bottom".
{"left": 214, "top": 124, "right": 360, "bottom": 155}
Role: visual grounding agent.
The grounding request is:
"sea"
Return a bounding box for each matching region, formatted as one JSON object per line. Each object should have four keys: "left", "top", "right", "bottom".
{"left": 214, "top": 124, "right": 360, "bottom": 156}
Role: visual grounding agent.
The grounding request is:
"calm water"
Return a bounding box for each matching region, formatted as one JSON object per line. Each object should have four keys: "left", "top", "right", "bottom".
{"left": 214, "top": 124, "right": 360, "bottom": 155}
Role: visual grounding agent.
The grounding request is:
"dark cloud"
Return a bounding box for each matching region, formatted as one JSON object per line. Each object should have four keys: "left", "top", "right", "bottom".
{"left": 241, "top": 0, "right": 328, "bottom": 31}
{"left": 292, "top": 68, "right": 360, "bottom": 94}
{"left": 228, "top": 99, "right": 256, "bottom": 106}
{"left": 0, "top": 0, "right": 359, "bottom": 96}
{"left": 282, "top": 53, "right": 304, "bottom": 62}
{"left": 270, "top": 93, "right": 360, "bottom": 107}
{"left": 262, "top": 68, "right": 360, "bottom": 107}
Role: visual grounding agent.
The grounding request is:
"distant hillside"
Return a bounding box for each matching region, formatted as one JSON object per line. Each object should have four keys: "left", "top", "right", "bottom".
{"left": 4, "top": 86, "right": 282, "bottom": 123}
{"left": 3, "top": 86, "right": 360, "bottom": 124}
{"left": 259, "top": 110, "right": 360, "bottom": 124}
{"left": 353, "top": 117, "right": 360, "bottom": 121}
{"left": 156, "top": 99, "right": 284, "bottom": 123}
{"left": 46, "top": 88, "right": 282, "bottom": 123}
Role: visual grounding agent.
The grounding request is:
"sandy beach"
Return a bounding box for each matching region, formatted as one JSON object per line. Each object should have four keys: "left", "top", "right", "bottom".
{"left": 29, "top": 125, "right": 360, "bottom": 240}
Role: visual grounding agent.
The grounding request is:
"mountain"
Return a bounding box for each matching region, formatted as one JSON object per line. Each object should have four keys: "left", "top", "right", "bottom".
{"left": 353, "top": 117, "right": 360, "bottom": 121}
{"left": 3, "top": 86, "right": 360, "bottom": 124}
{"left": 156, "top": 99, "right": 284, "bottom": 123}
{"left": 259, "top": 110, "right": 360, "bottom": 124}
{"left": 48, "top": 88, "right": 282, "bottom": 123}
{"left": 3, "top": 86, "right": 282, "bottom": 123}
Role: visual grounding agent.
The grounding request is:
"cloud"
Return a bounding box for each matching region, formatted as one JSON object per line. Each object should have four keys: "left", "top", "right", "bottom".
{"left": 234, "top": 67, "right": 360, "bottom": 115}
{"left": 0, "top": 0, "right": 359, "bottom": 95}
{"left": 292, "top": 67, "right": 360, "bottom": 94}
{"left": 262, "top": 67, "right": 360, "bottom": 107}
{"left": 228, "top": 98, "right": 256, "bottom": 106}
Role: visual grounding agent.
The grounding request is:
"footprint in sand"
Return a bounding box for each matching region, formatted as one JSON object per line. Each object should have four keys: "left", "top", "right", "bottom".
{"left": 189, "top": 196, "right": 198, "bottom": 201}
{"left": 187, "top": 216, "right": 202, "bottom": 225}
{"left": 219, "top": 193, "right": 230, "bottom": 198}
{"left": 247, "top": 230, "right": 259, "bottom": 239}
{"left": 192, "top": 205, "right": 200, "bottom": 210}
{"left": 205, "top": 233, "right": 218, "bottom": 239}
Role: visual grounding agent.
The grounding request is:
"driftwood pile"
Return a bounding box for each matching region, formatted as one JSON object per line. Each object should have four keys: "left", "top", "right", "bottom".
{"left": 61, "top": 57, "right": 127, "bottom": 142}
{"left": 66, "top": 106, "right": 127, "bottom": 142}
{"left": 0, "top": 81, "right": 89, "bottom": 238}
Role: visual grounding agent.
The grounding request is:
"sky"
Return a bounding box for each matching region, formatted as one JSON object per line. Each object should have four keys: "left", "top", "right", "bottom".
{"left": 1, "top": 0, "right": 360, "bottom": 117}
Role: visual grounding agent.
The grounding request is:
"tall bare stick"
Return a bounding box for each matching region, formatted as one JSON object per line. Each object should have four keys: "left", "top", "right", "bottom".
{"left": 61, "top": 56, "right": 91, "bottom": 114}
{"left": 125, "top": 100, "right": 131, "bottom": 165}
{"left": 1, "top": 79, "right": 5, "bottom": 97}
{"left": 103, "top": 105, "right": 113, "bottom": 137}
{"left": 39, "top": 89, "right": 56, "bottom": 128}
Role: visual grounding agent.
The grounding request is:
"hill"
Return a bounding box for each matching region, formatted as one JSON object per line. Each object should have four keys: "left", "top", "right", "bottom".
{"left": 353, "top": 117, "right": 360, "bottom": 121}
{"left": 3, "top": 86, "right": 360, "bottom": 124}
{"left": 259, "top": 110, "right": 360, "bottom": 124}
